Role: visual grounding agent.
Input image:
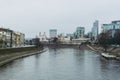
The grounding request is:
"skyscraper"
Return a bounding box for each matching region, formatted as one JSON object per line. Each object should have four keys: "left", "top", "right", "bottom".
{"left": 92, "top": 20, "right": 99, "bottom": 40}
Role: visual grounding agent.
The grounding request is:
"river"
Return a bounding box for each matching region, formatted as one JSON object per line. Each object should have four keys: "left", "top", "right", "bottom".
{"left": 0, "top": 47, "right": 120, "bottom": 80}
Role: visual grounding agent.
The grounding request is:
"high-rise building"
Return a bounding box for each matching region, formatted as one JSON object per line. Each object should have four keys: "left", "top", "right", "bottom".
{"left": 49, "top": 29, "right": 57, "bottom": 38}
{"left": 92, "top": 20, "right": 99, "bottom": 39}
{"left": 74, "top": 27, "right": 85, "bottom": 38}
{"left": 102, "top": 20, "right": 120, "bottom": 32}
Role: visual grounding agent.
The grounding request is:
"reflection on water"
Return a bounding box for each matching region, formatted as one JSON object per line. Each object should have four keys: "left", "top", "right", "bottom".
{"left": 0, "top": 47, "right": 120, "bottom": 80}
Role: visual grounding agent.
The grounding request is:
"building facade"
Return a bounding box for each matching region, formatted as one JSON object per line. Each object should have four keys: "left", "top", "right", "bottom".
{"left": 12, "top": 32, "right": 25, "bottom": 47}
{"left": 102, "top": 20, "right": 120, "bottom": 32}
{"left": 0, "top": 28, "right": 25, "bottom": 48}
{"left": 87, "top": 32, "right": 92, "bottom": 38}
{"left": 92, "top": 20, "right": 99, "bottom": 40}
{"left": 39, "top": 32, "right": 48, "bottom": 43}
{"left": 66, "top": 34, "right": 73, "bottom": 38}
{"left": 0, "top": 28, "right": 13, "bottom": 48}
{"left": 74, "top": 27, "right": 85, "bottom": 39}
{"left": 49, "top": 29, "right": 57, "bottom": 38}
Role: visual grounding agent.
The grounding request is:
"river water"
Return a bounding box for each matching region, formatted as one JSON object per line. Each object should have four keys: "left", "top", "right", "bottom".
{"left": 0, "top": 47, "right": 120, "bottom": 80}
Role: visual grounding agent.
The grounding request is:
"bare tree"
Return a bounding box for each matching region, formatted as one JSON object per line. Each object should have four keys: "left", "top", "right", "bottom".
{"left": 98, "top": 33, "right": 109, "bottom": 52}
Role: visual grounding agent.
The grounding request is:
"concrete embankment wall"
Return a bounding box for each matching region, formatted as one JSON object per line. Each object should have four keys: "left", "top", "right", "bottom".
{"left": 0, "top": 47, "right": 41, "bottom": 55}
{"left": 44, "top": 44, "right": 80, "bottom": 48}
{"left": 0, "top": 46, "right": 44, "bottom": 67}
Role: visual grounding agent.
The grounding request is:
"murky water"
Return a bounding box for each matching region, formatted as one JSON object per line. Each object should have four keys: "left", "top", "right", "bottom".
{"left": 0, "top": 47, "right": 120, "bottom": 80}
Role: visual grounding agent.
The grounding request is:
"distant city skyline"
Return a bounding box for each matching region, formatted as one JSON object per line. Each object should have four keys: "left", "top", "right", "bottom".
{"left": 0, "top": 0, "right": 120, "bottom": 38}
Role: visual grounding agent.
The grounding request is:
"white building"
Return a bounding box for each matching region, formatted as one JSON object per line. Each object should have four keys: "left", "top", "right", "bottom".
{"left": 49, "top": 29, "right": 57, "bottom": 38}
{"left": 92, "top": 20, "right": 99, "bottom": 39}
{"left": 39, "top": 32, "right": 48, "bottom": 42}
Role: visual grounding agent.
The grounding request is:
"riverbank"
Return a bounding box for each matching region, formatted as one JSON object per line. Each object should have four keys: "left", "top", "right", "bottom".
{"left": 0, "top": 47, "right": 45, "bottom": 67}
{"left": 86, "top": 44, "right": 120, "bottom": 60}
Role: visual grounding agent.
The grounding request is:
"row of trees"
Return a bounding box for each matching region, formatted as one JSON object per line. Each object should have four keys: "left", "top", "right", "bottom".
{"left": 98, "top": 29, "right": 120, "bottom": 51}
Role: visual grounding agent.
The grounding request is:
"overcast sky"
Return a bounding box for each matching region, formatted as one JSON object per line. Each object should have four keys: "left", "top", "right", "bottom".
{"left": 0, "top": 0, "right": 120, "bottom": 38}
